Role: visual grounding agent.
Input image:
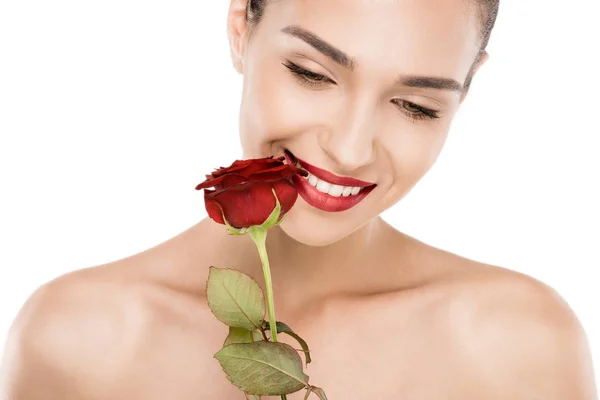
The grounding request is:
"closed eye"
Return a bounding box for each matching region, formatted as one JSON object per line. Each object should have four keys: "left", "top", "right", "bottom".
{"left": 391, "top": 99, "right": 440, "bottom": 122}
{"left": 282, "top": 60, "right": 440, "bottom": 123}
{"left": 282, "top": 61, "right": 335, "bottom": 88}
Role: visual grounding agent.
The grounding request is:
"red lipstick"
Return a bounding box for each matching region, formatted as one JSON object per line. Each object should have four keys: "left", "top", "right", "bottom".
{"left": 284, "top": 150, "right": 376, "bottom": 213}
{"left": 294, "top": 156, "right": 374, "bottom": 188}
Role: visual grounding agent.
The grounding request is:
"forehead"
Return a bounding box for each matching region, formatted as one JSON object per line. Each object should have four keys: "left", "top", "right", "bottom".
{"left": 262, "top": 0, "right": 481, "bottom": 82}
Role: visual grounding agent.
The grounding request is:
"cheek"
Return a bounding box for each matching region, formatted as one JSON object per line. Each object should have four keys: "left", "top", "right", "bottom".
{"left": 384, "top": 124, "right": 450, "bottom": 183}
{"left": 239, "top": 61, "right": 333, "bottom": 156}
{"left": 239, "top": 57, "right": 453, "bottom": 175}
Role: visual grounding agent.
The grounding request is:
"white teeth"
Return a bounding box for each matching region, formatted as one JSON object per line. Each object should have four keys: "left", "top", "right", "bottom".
{"left": 292, "top": 159, "right": 366, "bottom": 196}
{"left": 316, "top": 180, "right": 331, "bottom": 193}
{"left": 328, "top": 184, "right": 345, "bottom": 197}
{"left": 301, "top": 169, "right": 363, "bottom": 196}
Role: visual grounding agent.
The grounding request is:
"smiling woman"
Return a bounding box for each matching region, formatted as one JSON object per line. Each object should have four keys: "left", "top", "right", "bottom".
{"left": 234, "top": 0, "right": 490, "bottom": 247}
{"left": 0, "top": 0, "right": 598, "bottom": 399}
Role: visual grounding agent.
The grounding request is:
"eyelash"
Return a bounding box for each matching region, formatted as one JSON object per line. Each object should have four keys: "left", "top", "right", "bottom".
{"left": 282, "top": 61, "right": 334, "bottom": 87}
{"left": 282, "top": 61, "right": 441, "bottom": 122}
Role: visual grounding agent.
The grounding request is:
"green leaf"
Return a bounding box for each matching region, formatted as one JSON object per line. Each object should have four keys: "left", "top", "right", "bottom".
{"left": 245, "top": 394, "right": 262, "bottom": 400}
{"left": 303, "top": 386, "right": 328, "bottom": 400}
{"left": 224, "top": 327, "right": 254, "bottom": 346}
{"left": 206, "top": 267, "right": 265, "bottom": 330}
{"left": 223, "top": 326, "right": 264, "bottom": 346}
{"left": 214, "top": 341, "right": 310, "bottom": 395}
{"left": 252, "top": 329, "right": 264, "bottom": 342}
{"left": 264, "top": 321, "right": 312, "bottom": 365}
{"left": 310, "top": 386, "right": 328, "bottom": 400}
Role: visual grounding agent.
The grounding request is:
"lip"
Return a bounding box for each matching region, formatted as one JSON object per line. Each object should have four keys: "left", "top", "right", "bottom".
{"left": 283, "top": 149, "right": 377, "bottom": 213}
{"left": 285, "top": 150, "right": 375, "bottom": 188}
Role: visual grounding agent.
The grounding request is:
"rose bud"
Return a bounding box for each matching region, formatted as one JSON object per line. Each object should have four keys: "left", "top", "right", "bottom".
{"left": 195, "top": 156, "right": 308, "bottom": 229}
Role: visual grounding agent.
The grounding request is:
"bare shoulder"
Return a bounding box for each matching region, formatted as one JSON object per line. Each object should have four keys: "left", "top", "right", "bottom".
{"left": 418, "top": 251, "right": 598, "bottom": 399}
{"left": 0, "top": 266, "right": 200, "bottom": 399}
{"left": 1, "top": 269, "right": 136, "bottom": 398}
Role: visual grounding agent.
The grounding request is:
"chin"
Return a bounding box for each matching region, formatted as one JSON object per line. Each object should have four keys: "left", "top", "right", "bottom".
{"left": 278, "top": 220, "right": 344, "bottom": 247}
{"left": 277, "top": 206, "right": 361, "bottom": 247}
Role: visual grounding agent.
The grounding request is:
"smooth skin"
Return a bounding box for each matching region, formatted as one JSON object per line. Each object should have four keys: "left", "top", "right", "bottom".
{"left": 1, "top": 0, "right": 597, "bottom": 399}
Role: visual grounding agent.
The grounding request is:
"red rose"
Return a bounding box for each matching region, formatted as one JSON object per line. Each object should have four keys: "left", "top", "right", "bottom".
{"left": 195, "top": 156, "right": 308, "bottom": 229}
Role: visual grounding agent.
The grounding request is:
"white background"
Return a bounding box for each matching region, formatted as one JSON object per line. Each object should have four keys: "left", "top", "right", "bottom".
{"left": 1, "top": 0, "right": 599, "bottom": 388}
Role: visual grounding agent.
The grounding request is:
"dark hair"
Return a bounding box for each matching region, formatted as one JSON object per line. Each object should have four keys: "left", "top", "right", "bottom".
{"left": 464, "top": 0, "right": 500, "bottom": 90}
{"left": 245, "top": 0, "right": 499, "bottom": 92}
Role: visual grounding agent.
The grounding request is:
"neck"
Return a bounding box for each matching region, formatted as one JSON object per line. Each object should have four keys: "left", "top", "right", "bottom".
{"left": 267, "top": 217, "right": 382, "bottom": 283}
{"left": 204, "top": 215, "right": 395, "bottom": 315}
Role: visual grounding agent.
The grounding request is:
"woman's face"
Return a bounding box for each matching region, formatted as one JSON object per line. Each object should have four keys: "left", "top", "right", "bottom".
{"left": 228, "top": 0, "right": 485, "bottom": 246}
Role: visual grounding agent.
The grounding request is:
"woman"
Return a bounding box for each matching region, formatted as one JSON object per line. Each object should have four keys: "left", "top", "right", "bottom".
{"left": 1, "top": 0, "right": 597, "bottom": 398}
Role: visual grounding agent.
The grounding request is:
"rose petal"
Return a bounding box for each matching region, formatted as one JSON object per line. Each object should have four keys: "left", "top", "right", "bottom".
{"left": 248, "top": 164, "right": 307, "bottom": 181}
{"left": 237, "top": 156, "right": 287, "bottom": 176}
{"left": 195, "top": 174, "right": 229, "bottom": 190}
{"left": 205, "top": 182, "right": 277, "bottom": 228}
{"left": 196, "top": 173, "right": 251, "bottom": 190}
{"left": 213, "top": 159, "right": 253, "bottom": 177}
{"left": 198, "top": 156, "right": 302, "bottom": 228}
{"left": 248, "top": 168, "right": 291, "bottom": 181}
{"left": 271, "top": 180, "right": 299, "bottom": 217}
{"left": 215, "top": 173, "right": 250, "bottom": 190}
{"left": 204, "top": 191, "right": 225, "bottom": 224}
{"left": 253, "top": 164, "right": 289, "bottom": 173}
{"left": 195, "top": 179, "right": 217, "bottom": 190}
{"left": 290, "top": 163, "right": 309, "bottom": 177}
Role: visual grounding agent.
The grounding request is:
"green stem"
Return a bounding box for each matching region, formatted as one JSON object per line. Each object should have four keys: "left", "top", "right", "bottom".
{"left": 249, "top": 227, "right": 279, "bottom": 343}
{"left": 249, "top": 227, "right": 285, "bottom": 400}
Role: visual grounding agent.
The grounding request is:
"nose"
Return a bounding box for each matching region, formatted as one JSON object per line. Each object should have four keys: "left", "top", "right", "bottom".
{"left": 318, "top": 99, "right": 377, "bottom": 172}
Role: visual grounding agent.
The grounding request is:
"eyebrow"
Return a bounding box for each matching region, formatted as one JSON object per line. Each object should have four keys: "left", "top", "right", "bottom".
{"left": 281, "top": 25, "right": 356, "bottom": 71}
{"left": 280, "top": 24, "right": 464, "bottom": 93}
{"left": 400, "top": 76, "right": 464, "bottom": 92}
